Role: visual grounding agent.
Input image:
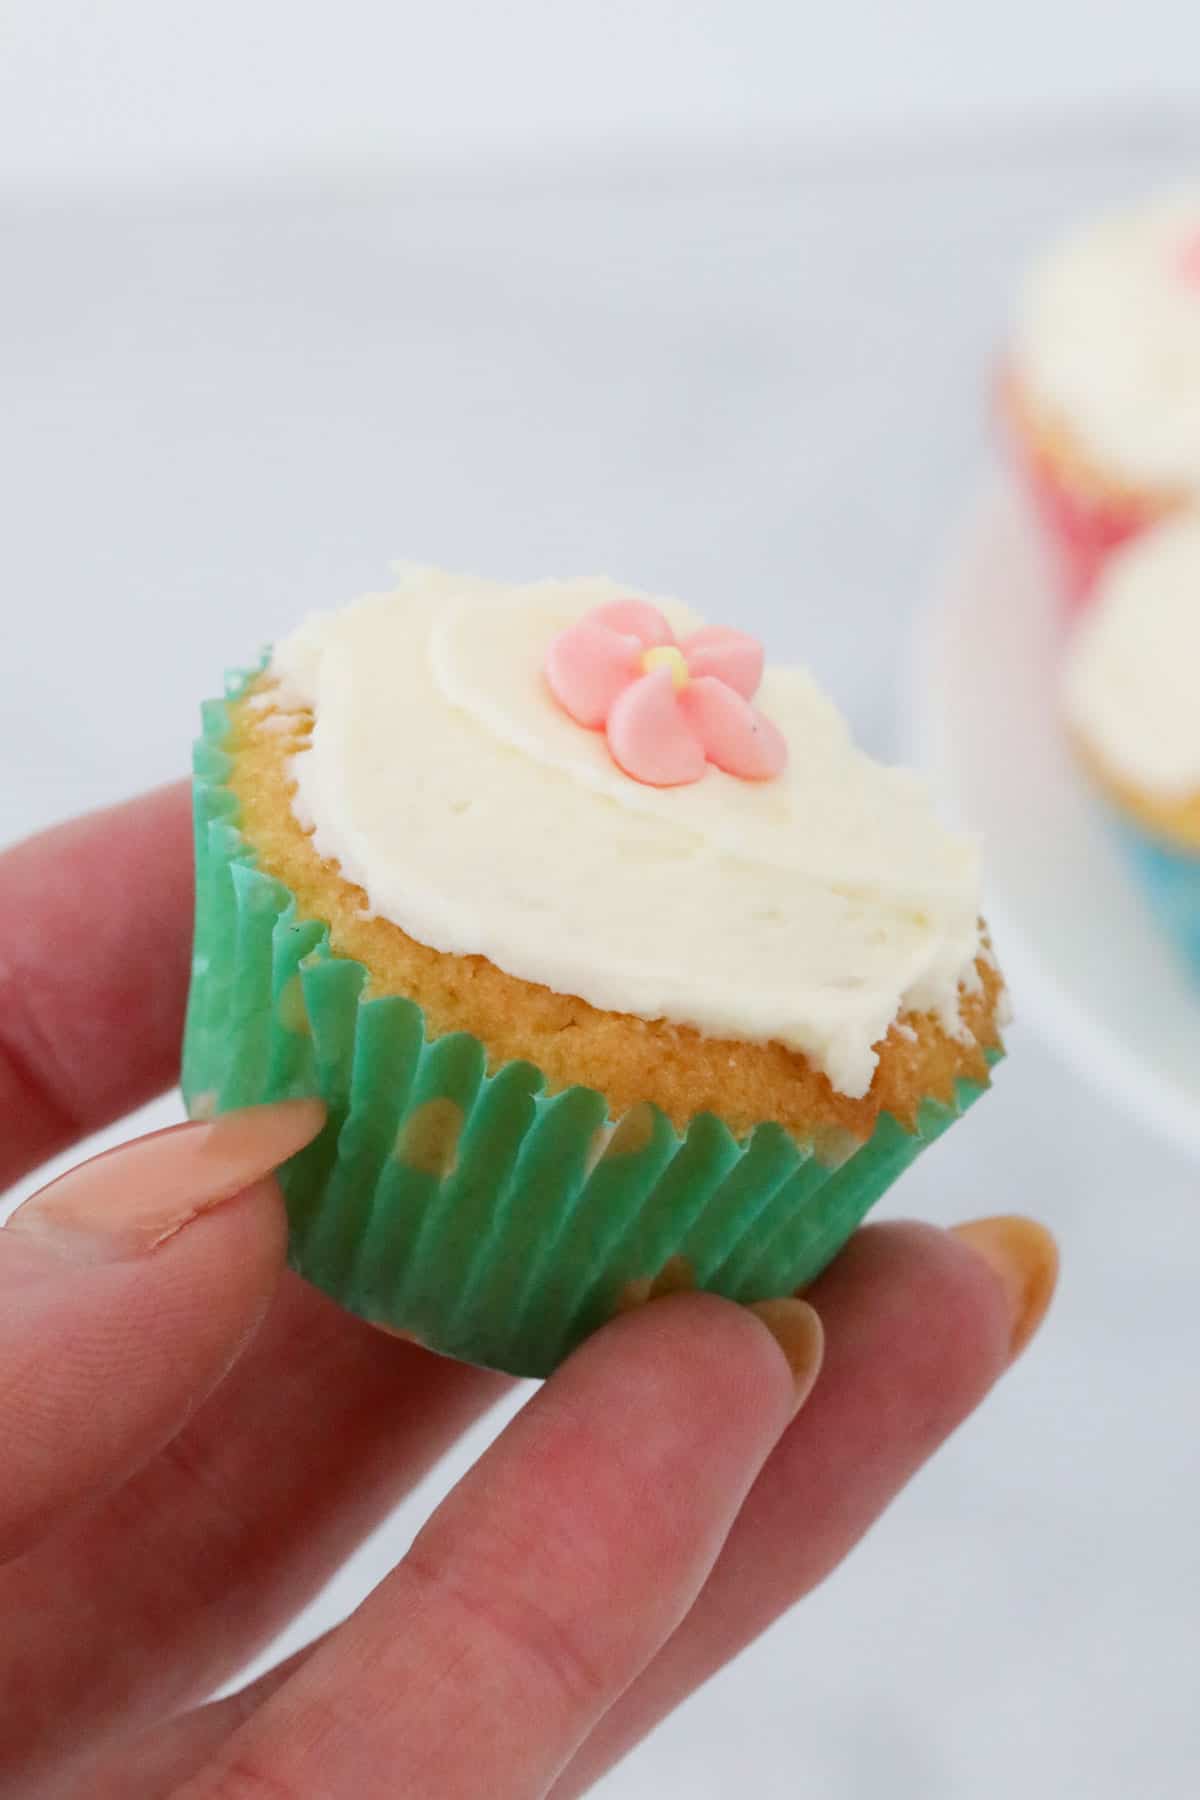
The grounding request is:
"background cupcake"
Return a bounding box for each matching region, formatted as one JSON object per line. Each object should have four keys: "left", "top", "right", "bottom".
{"left": 1004, "top": 188, "right": 1200, "bottom": 612}
{"left": 1064, "top": 514, "right": 1200, "bottom": 978}
{"left": 185, "top": 569, "right": 1005, "bottom": 1376}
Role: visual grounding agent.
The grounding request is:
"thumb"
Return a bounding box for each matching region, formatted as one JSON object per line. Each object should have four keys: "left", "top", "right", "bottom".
{"left": 0, "top": 1099, "right": 321, "bottom": 1564}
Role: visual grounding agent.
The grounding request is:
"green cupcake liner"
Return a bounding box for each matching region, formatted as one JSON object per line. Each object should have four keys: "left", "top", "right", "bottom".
{"left": 182, "top": 673, "right": 1002, "bottom": 1378}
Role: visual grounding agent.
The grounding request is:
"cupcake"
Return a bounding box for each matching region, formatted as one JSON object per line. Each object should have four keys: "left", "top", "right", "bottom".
{"left": 1064, "top": 516, "right": 1200, "bottom": 979}
{"left": 184, "top": 570, "right": 1006, "bottom": 1376}
{"left": 1004, "top": 189, "right": 1200, "bottom": 611}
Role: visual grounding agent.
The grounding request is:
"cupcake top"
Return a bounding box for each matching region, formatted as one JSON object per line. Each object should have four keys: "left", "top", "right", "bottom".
{"left": 269, "top": 569, "right": 984, "bottom": 1099}
{"left": 1064, "top": 515, "right": 1200, "bottom": 798}
{"left": 1013, "top": 188, "right": 1200, "bottom": 489}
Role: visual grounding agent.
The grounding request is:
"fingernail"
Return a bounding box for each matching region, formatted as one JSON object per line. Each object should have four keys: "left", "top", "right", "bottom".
{"left": 748, "top": 1297, "right": 825, "bottom": 1410}
{"left": 7, "top": 1099, "right": 325, "bottom": 1264}
{"left": 950, "top": 1215, "right": 1059, "bottom": 1359}
{"left": 648, "top": 1254, "right": 695, "bottom": 1299}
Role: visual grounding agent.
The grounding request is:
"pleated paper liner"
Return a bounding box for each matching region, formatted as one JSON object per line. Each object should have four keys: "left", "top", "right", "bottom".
{"left": 998, "top": 365, "right": 1168, "bottom": 615}
{"left": 1108, "top": 810, "right": 1200, "bottom": 987}
{"left": 184, "top": 676, "right": 1001, "bottom": 1378}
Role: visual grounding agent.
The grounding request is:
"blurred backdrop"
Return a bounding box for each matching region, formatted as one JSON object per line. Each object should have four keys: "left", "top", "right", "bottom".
{"left": 3, "top": 0, "right": 1200, "bottom": 184}
{"left": 3, "top": 6, "right": 1200, "bottom": 1798}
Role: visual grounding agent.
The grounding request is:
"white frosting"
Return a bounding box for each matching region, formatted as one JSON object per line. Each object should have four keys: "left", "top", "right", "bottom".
{"left": 1064, "top": 515, "right": 1200, "bottom": 797}
{"left": 269, "top": 569, "right": 984, "bottom": 1099}
{"left": 1013, "top": 189, "right": 1200, "bottom": 489}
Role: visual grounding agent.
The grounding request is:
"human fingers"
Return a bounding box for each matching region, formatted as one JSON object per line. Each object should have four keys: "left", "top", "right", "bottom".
{"left": 177, "top": 1291, "right": 823, "bottom": 1800}
{"left": 0, "top": 782, "right": 192, "bottom": 1190}
{"left": 60, "top": 1647, "right": 320, "bottom": 1800}
{"left": 0, "top": 1099, "right": 321, "bottom": 1564}
{"left": 2, "top": 1278, "right": 508, "bottom": 1791}
{"left": 0, "top": 1094, "right": 325, "bottom": 1562}
{"left": 552, "top": 1217, "right": 1057, "bottom": 1797}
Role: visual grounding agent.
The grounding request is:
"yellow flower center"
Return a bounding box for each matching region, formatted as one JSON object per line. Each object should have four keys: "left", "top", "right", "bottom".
{"left": 640, "top": 644, "right": 689, "bottom": 690}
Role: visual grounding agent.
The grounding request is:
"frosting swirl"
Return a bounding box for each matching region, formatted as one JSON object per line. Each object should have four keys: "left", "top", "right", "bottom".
{"left": 1064, "top": 515, "right": 1200, "bottom": 798}
{"left": 1013, "top": 189, "right": 1200, "bottom": 489}
{"left": 270, "top": 569, "right": 983, "bottom": 1099}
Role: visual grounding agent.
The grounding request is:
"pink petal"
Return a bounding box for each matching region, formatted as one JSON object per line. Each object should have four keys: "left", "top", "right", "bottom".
{"left": 680, "top": 677, "right": 788, "bottom": 780}
{"left": 590, "top": 598, "right": 676, "bottom": 649}
{"left": 545, "top": 620, "right": 641, "bottom": 727}
{"left": 607, "top": 669, "right": 707, "bottom": 786}
{"left": 1178, "top": 231, "right": 1200, "bottom": 286}
{"left": 679, "top": 626, "right": 763, "bottom": 699}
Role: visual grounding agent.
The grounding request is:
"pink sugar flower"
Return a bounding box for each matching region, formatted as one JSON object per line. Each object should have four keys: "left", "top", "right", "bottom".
{"left": 544, "top": 598, "right": 787, "bottom": 787}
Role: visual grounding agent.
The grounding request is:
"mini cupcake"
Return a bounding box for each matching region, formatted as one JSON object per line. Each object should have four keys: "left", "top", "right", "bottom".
{"left": 1064, "top": 517, "right": 1200, "bottom": 980}
{"left": 184, "top": 570, "right": 1005, "bottom": 1376}
{"left": 1004, "top": 188, "right": 1200, "bottom": 611}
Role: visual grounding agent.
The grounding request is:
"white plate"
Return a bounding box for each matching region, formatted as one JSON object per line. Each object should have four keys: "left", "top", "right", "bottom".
{"left": 911, "top": 480, "right": 1200, "bottom": 1163}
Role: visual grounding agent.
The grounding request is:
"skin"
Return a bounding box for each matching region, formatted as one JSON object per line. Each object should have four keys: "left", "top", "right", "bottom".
{"left": 0, "top": 785, "right": 1047, "bottom": 1799}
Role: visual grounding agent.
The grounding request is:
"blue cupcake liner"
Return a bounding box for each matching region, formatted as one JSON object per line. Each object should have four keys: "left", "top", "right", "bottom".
{"left": 1107, "top": 811, "right": 1200, "bottom": 984}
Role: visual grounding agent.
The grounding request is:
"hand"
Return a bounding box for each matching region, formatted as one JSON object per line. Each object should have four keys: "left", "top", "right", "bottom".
{"left": 0, "top": 786, "right": 1057, "bottom": 1800}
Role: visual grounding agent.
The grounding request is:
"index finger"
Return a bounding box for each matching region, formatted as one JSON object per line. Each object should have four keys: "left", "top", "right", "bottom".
{"left": 0, "top": 782, "right": 193, "bottom": 1190}
{"left": 176, "top": 1292, "right": 817, "bottom": 1800}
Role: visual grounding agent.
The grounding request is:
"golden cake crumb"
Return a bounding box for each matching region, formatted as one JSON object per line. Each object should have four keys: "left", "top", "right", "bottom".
{"left": 1074, "top": 734, "right": 1200, "bottom": 852}
{"left": 225, "top": 678, "right": 1004, "bottom": 1140}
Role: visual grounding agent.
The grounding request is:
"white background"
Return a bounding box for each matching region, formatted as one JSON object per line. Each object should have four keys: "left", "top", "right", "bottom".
{"left": 2, "top": 0, "right": 1200, "bottom": 188}
{"left": 3, "top": 7, "right": 1200, "bottom": 1799}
